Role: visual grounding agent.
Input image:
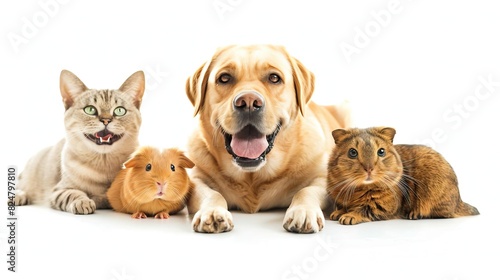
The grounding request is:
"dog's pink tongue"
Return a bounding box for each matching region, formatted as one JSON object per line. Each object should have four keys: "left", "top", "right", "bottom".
{"left": 231, "top": 135, "right": 268, "bottom": 159}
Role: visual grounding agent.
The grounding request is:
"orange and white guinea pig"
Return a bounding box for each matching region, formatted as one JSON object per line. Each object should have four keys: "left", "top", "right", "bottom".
{"left": 107, "top": 146, "right": 195, "bottom": 219}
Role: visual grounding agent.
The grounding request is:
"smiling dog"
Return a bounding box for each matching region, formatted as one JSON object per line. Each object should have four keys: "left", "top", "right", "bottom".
{"left": 186, "top": 44, "right": 350, "bottom": 233}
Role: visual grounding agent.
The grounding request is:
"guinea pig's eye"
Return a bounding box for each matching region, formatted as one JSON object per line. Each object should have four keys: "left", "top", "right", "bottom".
{"left": 217, "top": 73, "right": 232, "bottom": 84}
{"left": 170, "top": 164, "right": 175, "bottom": 172}
{"left": 268, "top": 73, "right": 282, "bottom": 84}
{"left": 348, "top": 148, "right": 358, "bottom": 159}
{"left": 377, "top": 148, "right": 386, "bottom": 157}
{"left": 145, "top": 164, "right": 152, "bottom": 172}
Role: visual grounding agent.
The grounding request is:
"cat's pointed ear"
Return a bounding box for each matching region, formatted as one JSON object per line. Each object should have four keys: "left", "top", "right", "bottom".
{"left": 378, "top": 127, "right": 396, "bottom": 143}
{"left": 60, "top": 70, "right": 88, "bottom": 110}
{"left": 119, "top": 71, "right": 145, "bottom": 109}
{"left": 332, "top": 129, "right": 350, "bottom": 144}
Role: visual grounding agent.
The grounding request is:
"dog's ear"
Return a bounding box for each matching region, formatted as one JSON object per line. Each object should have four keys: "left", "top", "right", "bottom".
{"left": 186, "top": 61, "right": 211, "bottom": 116}
{"left": 288, "top": 55, "right": 315, "bottom": 116}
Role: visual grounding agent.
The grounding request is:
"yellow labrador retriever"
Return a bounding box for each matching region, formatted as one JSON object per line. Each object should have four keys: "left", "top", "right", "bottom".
{"left": 185, "top": 44, "right": 349, "bottom": 233}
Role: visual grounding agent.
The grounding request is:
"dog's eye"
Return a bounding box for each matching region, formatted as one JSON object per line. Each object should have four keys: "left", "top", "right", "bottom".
{"left": 218, "top": 73, "right": 232, "bottom": 84}
{"left": 268, "top": 74, "right": 281, "bottom": 84}
{"left": 348, "top": 148, "right": 358, "bottom": 159}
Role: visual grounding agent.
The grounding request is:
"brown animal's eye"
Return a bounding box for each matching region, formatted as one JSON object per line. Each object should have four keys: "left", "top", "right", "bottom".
{"left": 348, "top": 148, "right": 358, "bottom": 159}
{"left": 145, "top": 164, "right": 152, "bottom": 172}
{"left": 170, "top": 164, "right": 175, "bottom": 172}
{"left": 268, "top": 73, "right": 281, "bottom": 84}
{"left": 217, "top": 73, "right": 232, "bottom": 84}
{"left": 377, "top": 148, "right": 386, "bottom": 157}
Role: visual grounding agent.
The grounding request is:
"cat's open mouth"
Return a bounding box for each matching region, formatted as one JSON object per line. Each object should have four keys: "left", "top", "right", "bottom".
{"left": 223, "top": 124, "right": 280, "bottom": 169}
{"left": 85, "top": 129, "right": 122, "bottom": 145}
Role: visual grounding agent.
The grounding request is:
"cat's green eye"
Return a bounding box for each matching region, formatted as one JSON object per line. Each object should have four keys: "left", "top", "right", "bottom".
{"left": 348, "top": 148, "right": 358, "bottom": 159}
{"left": 113, "top": 106, "right": 127, "bottom": 117}
{"left": 377, "top": 148, "right": 386, "bottom": 157}
{"left": 145, "top": 164, "right": 152, "bottom": 172}
{"left": 83, "top": 106, "right": 97, "bottom": 115}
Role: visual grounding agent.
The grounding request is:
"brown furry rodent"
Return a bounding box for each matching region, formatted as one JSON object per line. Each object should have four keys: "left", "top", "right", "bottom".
{"left": 107, "top": 146, "right": 195, "bottom": 219}
{"left": 327, "top": 127, "right": 479, "bottom": 225}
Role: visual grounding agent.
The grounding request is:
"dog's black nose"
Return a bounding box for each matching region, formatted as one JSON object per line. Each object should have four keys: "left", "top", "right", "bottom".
{"left": 233, "top": 91, "right": 265, "bottom": 112}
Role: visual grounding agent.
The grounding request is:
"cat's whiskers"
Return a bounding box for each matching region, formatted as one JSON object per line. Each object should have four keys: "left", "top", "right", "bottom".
{"left": 330, "top": 176, "right": 358, "bottom": 206}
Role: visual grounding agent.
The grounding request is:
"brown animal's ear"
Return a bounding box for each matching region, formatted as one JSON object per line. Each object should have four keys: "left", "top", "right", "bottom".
{"left": 378, "top": 127, "right": 396, "bottom": 143}
{"left": 186, "top": 62, "right": 211, "bottom": 116}
{"left": 288, "top": 54, "right": 315, "bottom": 116}
{"left": 123, "top": 146, "right": 151, "bottom": 168}
{"left": 332, "top": 129, "right": 350, "bottom": 145}
{"left": 123, "top": 155, "right": 138, "bottom": 169}
{"left": 179, "top": 153, "right": 195, "bottom": 169}
{"left": 119, "top": 70, "right": 145, "bottom": 109}
{"left": 60, "top": 70, "right": 88, "bottom": 110}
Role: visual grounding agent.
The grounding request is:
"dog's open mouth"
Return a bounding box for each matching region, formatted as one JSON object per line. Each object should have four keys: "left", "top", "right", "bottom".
{"left": 85, "top": 129, "right": 122, "bottom": 145}
{"left": 223, "top": 124, "right": 280, "bottom": 168}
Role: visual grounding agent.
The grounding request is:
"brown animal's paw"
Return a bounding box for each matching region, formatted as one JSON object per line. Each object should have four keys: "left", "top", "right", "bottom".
{"left": 338, "top": 212, "right": 367, "bottom": 225}
{"left": 329, "top": 209, "right": 345, "bottom": 221}
{"left": 70, "top": 198, "right": 96, "bottom": 215}
{"left": 283, "top": 205, "right": 325, "bottom": 233}
{"left": 192, "top": 207, "right": 234, "bottom": 233}
{"left": 132, "top": 211, "right": 147, "bottom": 219}
{"left": 406, "top": 211, "right": 423, "bottom": 220}
{"left": 154, "top": 212, "right": 170, "bottom": 219}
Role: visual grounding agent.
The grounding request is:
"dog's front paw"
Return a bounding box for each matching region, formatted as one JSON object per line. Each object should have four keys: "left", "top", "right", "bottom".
{"left": 192, "top": 207, "right": 234, "bottom": 233}
{"left": 283, "top": 205, "right": 324, "bottom": 233}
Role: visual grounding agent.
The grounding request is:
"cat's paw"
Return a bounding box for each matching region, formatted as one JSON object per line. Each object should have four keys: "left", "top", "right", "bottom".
{"left": 69, "top": 198, "right": 96, "bottom": 215}
{"left": 329, "top": 209, "right": 345, "bottom": 221}
{"left": 154, "top": 212, "right": 170, "bottom": 219}
{"left": 407, "top": 211, "right": 423, "bottom": 220}
{"left": 132, "top": 211, "right": 147, "bottom": 219}
{"left": 192, "top": 207, "right": 234, "bottom": 233}
{"left": 338, "top": 212, "right": 367, "bottom": 225}
{"left": 283, "top": 205, "right": 325, "bottom": 233}
{"left": 12, "top": 190, "right": 29, "bottom": 206}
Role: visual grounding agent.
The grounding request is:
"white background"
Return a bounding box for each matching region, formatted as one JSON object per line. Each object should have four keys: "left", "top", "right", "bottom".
{"left": 1, "top": 1, "right": 499, "bottom": 280}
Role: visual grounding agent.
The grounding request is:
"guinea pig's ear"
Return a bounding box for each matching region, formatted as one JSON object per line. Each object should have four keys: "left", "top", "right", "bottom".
{"left": 378, "top": 127, "right": 396, "bottom": 143}
{"left": 123, "top": 156, "right": 138, "bottom": 169}
{"left": 332, "top": 129, "right": 350, "bottom": 145}
{"left": 179, "top": 154, "right": 195, "bottom": 169}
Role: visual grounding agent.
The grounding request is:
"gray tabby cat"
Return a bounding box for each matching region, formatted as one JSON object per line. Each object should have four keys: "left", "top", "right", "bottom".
{"left": 14, "top": 70, "right": 145, "bottom": 214}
